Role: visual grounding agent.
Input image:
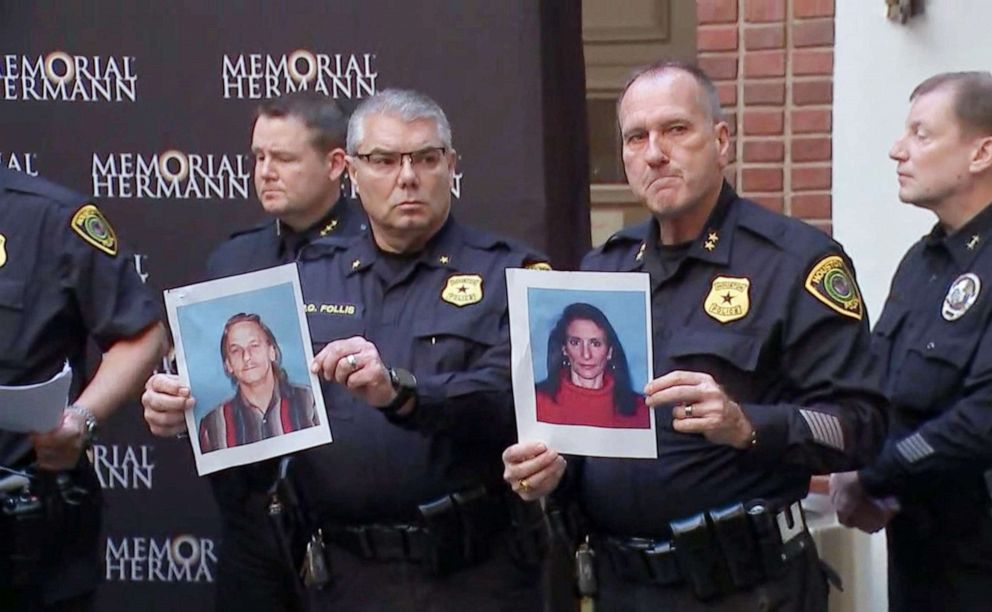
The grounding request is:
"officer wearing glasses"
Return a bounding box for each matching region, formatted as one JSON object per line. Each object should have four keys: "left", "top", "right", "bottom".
{"left": 283, "top": 88, "right": 551, "bottom": 611}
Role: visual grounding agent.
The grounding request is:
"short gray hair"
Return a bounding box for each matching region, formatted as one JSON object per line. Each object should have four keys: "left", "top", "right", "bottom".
{"left": 346, "top": 88, "right": 453, "bottom": 153}
{"left": 617, "top": 60, "right": 724, "bottom": 124}
{"left": 911, "top": 71, "right": 992, "bottom": 137}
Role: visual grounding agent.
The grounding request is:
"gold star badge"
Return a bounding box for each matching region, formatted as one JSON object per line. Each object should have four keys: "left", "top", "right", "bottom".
{"left": 439, "top": 255, "right": 450, "bottom": 264}
{"left": 351, "top": 259, "right": 361, "bottom": 269}
{"left": 704, "top": 240, "right": 716, "bottom": 252}
{"left": 319, "top": 219, "right": 339, "bottom": 237}
{"left": 707, "top": 231, "right": 719, "bottom": 243}
{"left": 635, "top": 243, "right": 646, "bottom": 262}
{"left": 967, "top": 234, "right": 981, "bottom": 250}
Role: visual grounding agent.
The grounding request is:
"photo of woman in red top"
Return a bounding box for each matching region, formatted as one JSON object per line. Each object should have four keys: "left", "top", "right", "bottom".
{"left": 535, "top": 302, "right": 650, "bottom": 428}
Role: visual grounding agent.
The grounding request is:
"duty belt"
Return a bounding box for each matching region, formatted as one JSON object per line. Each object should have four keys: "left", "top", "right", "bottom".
{"left": 594, "top": 500, "right": 811, "bottom": 601}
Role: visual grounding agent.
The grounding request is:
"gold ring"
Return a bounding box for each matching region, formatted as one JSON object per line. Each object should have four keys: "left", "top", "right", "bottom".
{"left": 685, "top": 404, "right": 694, "bottom": 418}
{"left": 519, "top": 479, "right": 530, "bottom": 492}
{"left": 345, "top": 354, "right": 358, "bottom": 369}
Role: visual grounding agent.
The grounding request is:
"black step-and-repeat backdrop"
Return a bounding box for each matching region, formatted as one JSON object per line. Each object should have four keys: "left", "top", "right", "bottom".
{"left": 1, "top": 2, "right": 589, "bottom": 609}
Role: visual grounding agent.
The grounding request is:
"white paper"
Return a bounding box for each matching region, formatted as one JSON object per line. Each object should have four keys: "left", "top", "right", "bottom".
{"left": 506, "top": 269, "right": 657, "bottom": 459}
{"left": 164, "top": 264, "right": 332, "bottom": 475}
{"left": 0, "top": 361, "right": 72, "bottom": 432}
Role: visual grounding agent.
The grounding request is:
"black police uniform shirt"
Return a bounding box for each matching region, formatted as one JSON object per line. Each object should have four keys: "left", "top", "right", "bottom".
{"left": 0, "top": 167, "right": 160, "bottom": 466}
{"left": 294, "top": 217, "right": 548, "bottom": 523}
{"left": 203, "top": 195, "right": 366, "bottom": 515}
{"left": 860, "top": 203, "right": 992, "bottom": 510}
{"left": 575, "top": 182, "right": 887, "bottom": 537}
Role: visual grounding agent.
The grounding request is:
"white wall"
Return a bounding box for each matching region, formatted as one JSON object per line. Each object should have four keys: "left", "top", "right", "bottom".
{"left": 833, "top": 2, "right": 992, "bottom": 610}
{"left": 834, "top": 0, "right": 992, "bottom": 321}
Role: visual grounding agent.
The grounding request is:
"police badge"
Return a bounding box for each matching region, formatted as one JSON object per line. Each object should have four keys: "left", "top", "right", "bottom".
{"left": 942, "top": 273, "right": 981, "bottom": 321}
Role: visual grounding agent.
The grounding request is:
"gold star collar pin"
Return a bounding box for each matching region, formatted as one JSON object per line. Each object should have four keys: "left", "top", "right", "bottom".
{"left": 351, "top": 259, "right": 361, "bottom": 270}
{"left": 439, "top": 255, "right": 450, "bottom": 265}
{"left": 319, "top": 219, "right": 339, "bottom": 237}
{"left": 967, "top": 234, "right": 981, "bottom": 250}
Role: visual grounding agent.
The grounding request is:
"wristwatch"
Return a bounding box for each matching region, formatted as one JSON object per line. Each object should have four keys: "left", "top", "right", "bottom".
{"left": 68, "top": 403, "right": 98, "bottom": 447}
{"left": 380, "top": 368, "right": 417, "bottom": 415}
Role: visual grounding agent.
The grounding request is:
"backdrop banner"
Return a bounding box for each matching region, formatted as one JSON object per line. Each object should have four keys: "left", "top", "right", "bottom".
{"left": 1, "top": 1, "right": 589, "bottom": 609}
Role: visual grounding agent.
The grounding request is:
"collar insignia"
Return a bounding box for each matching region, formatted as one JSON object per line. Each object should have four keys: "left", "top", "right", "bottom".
{"left": 967, "top": 234, "right": 981, "bottom": 250}
{"left": 319, "top": 218, "right": 339, "bottom": 236}
{"left": 0, "top": 234, "right": 6, "bottom": 268}
{"left": 635, "top": 242, "right": 646, "bottom": 262}
{"left": 439, "top": 255, "right": 450, "bottom": 265}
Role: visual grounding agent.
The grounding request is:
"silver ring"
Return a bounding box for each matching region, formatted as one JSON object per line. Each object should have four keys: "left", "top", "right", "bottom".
{"left": 684, "top": 404, "right": 694, "bottom": 418}
{"left": 345, "top": 354, "right": 358, "bottom": 369}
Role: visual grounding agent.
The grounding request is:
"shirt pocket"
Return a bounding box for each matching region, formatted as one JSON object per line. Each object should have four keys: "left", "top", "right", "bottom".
{"left": 0, "top": 278, "right": 26, "bottom": 363}
{"left": 665, "top": 329, "right": 763, "bottom": 399}
{"left": 411, "top": 309, "right": 502, "bottom": 374}
{"left": 892, "top": 336, "right": 974, "bottom": 415}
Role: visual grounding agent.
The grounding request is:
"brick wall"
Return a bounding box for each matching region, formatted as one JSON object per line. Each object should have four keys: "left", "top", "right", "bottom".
{"left": 697, "top": 0, "right": 835, "bottom": 233}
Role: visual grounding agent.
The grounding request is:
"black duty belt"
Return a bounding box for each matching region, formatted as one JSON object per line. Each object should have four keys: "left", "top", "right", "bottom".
{"left": 594, "top": 500, "right": 811, "bottom": 601}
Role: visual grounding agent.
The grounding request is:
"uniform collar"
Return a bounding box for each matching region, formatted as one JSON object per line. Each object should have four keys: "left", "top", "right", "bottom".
{"left": 924, "top": 201, "right": 992, "bottom": 268}
{"left": 641, "top": 181, "right": 738, "bottom": 279}
{"left": 278, "top": 194, "right": 359, "bottom": 258}
{"left": 346, "top": 215, "right": 461, "bottom": 276}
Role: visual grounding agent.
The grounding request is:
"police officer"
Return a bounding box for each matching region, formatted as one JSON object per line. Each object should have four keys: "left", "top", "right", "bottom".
{"left": 293, "top": 88, "right": 549, "bottom": 611}
{"left": 503, "top": 61, "right": 887, "bottom": 610}
{"left": 830, "top": 71, "right": 992, "bottom": 612}
{"left": 0, "top": 168, "right": 166, "bottom": 610}
{"left": 141, "top": 92, "right": 366, "bottom": 612}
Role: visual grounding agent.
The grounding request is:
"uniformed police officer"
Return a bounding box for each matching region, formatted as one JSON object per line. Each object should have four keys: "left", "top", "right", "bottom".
{"left": 141, "top": 92, "right": 366, "bottom": 612}
{"left": 830, "top": 71, "right": 992, "bottom": 612}
{"left": 293, "top": 88, "right": 549, "bottom": 611}
{"left": 503, "top": 61, "right": 887, "bottom": 610}
{"left": 0, "top": 168, "right": 166, "bottom": 610}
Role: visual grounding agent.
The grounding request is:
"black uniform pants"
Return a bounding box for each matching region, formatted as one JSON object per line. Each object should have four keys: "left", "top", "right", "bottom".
{"left": 594, "top": 538, "right": 828, "bottom": 612}
{"left": 887, "top": 508, "right": 992, "bottom": 612}
{"left": 214, "top": 493, "right": 304, "bottom": 612}
{"left": 306, "top": 537, "right": 542, "bottom": 612}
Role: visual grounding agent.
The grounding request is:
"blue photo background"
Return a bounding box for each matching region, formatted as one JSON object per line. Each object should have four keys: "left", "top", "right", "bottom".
{"left": 176, "top": 282, "right": 312, "bottom": 422}
{"left": 527, "top": 288, "right": 650, "bottom": 390}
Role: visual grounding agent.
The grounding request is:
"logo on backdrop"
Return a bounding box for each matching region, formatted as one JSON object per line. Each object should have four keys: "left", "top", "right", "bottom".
{"left": 1, "top": 52, "right": 137, "bottom": 102}
{"left": 92, "top": 444, "right": 154, "bottom": 490}
{"left": 92, "top": 151, "right": 252, "bottom": 199}
{"left": 1, "top": 152, "right": 39, "bottom": 176}
{"left": 221, "top": 50, "right": 378, "bottom": 99}
{"left": 105, "top": 535, "right": 218, "bottom": 583}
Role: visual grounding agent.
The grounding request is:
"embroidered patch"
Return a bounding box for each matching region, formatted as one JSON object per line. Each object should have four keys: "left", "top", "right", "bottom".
{"left": 804, "top": 255, "right": 862, "bottom": 320}
{"left": 525, "top": 261, "right": 552, "bottom": 271}
{"left": 0, "top": 234, "right": 6, "bottom": 268}
{"left": 441, "top": 274, "right": 483, "bottom": 307}
{"left": 704, "top": 276, "right": 750, "bottom": 323}
{"left": 70, "top": 204, "right": 118, "bottom": 256}
{"left": 942, "top": 273, "right": 981, "bottom": 321}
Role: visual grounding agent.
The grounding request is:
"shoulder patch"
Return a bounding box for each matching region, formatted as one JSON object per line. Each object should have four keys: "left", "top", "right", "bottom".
{"left": 525, "top": 261, "right": 552, "bottom": 271}
{"left": 804, "top": 255, "right": 863, "bottom": 320}
{"left": 70, "top": 204, "right": 118, "bottom": 256}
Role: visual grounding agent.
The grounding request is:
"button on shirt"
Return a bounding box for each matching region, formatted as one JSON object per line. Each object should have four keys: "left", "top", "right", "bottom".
{"left": 861, "top": 203, "right": 992, "bottom": 502}
{"left": 295, "top": 217, "right": 548, "bottom": 523}
{"left": 574, "top": 182, "right": 886, "bottom": 537}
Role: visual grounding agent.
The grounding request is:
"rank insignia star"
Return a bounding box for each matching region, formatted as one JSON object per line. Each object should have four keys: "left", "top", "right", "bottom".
{"left": 439, "top": 255, "right": 450, "bottom": 264}
{"left": 704, "top": 240, "right": 716, "bottom": 252}
{"left": 635, "top": 243, "right": 646, "bottom": 262}
{"left": 967, "top": 234, "right": 981, "bottom": 250}
{"left": 707, "top": 231, "right": 719, "bottom": 243}
{"left": 351, "top": 259, "right": 361, "bottom": 270}
{"left": 319, "top": 219, "right": 339, "bottom": 236}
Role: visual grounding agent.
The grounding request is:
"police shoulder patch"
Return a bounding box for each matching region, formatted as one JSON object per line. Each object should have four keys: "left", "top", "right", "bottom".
{"left": 525, "top": 261, "right": 552, "bottom": 271}
{"left": 70, "top": 204, "right": 118, "bottom": 257}
{"left": 804, "top": 255, "right": 862, "bottom": 320}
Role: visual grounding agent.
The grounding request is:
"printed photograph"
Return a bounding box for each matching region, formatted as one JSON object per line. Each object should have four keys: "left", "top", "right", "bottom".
{"left": 507, "top": 269, "right": 657, "bottom": 458}
{"left": 165, "top": 264, "right": 331, "bottom": 475}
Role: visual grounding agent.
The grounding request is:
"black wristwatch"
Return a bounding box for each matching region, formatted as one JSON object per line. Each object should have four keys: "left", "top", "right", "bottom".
{"left": 68, "top": 403, "right": 98, "bottom": 447}
{"left": 380, "top": 368, "right": 417, "bottom": 415}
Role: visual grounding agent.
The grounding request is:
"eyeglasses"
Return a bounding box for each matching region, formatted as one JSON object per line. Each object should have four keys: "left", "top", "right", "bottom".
{"left": 354, "top": 147, "right": 448, "bottom": 174}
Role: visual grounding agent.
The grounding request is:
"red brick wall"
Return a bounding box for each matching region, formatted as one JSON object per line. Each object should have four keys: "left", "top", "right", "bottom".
{"left": 697, "top": 0, "right": 835, "bottom": 233}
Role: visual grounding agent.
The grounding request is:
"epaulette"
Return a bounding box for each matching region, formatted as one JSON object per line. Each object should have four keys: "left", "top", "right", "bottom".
{"left": 735, "top": 198, "right": 834, "bottom": 258}
{"left": 2, "top": 169, "right": 87, "bottom": 209}
{"left": 227, "top": 219, "right": 277, "bottom": 240}
{"left": 458, "top": 224, "right": 551, "bottom": 269}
